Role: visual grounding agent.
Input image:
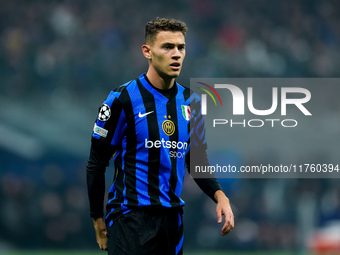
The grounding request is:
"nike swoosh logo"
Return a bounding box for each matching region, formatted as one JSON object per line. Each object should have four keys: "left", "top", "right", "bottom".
{"left": 138, "top": 111, "right": 154, "bottom": 118}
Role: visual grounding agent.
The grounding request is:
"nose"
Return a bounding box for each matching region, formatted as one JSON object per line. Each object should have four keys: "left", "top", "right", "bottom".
{"left": 172, "top": 47, "right": 182, "bottom": 59}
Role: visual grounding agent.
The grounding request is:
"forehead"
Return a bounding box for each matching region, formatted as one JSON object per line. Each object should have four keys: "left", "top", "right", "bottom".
{"left": 153, "top": 31, "right": 185, "bottom": 45}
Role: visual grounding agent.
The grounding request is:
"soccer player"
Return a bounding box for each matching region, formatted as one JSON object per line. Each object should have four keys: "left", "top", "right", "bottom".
{"left": 86, "top": 17, "right": 234, "bottom": 255}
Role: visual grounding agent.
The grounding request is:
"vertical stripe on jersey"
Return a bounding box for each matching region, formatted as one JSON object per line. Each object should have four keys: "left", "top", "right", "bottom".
{"left": 137, "top": 79, "right": 161, "bottom": 206}
{"left": 157, "top": 105, "right": 172, "bottom": 207}
{"left": 167, "top": 93, "right": 181, "bottom": 206}
{"left": 119, "top": 88, "right": 138, "bottom": 207}
{"left": 107, "top": 162, "right": 125, "bottom": 223}
{"left": 126, "top": 83, "right": 151, "bottom": 207}
{"left": 174, "top": 85, "right": 191, "bottom": 202}
{"left": 183, "top": 87, "right": 192, "bottom": 141}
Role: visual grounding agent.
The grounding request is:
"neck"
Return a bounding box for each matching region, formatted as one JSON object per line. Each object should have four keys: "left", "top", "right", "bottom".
{"left": 146, "top": 67, "right": 175, "bottom": 90}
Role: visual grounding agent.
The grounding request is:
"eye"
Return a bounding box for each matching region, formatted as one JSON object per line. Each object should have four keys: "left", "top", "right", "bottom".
{"left": 164, "top": 45, "right": 173, "bottom": 50}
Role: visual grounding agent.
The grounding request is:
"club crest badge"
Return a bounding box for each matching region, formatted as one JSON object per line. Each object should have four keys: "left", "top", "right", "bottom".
{"left": 162, "top": 120, "right": 175, "bottom": 136}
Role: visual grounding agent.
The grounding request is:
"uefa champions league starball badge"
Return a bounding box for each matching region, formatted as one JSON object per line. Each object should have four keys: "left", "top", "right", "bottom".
{"left": 98, "top": 104, "right": 111, "bottom": 121}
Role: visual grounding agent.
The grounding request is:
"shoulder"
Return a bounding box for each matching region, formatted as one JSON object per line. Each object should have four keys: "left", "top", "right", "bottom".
{"left": 112, "top": 79, "right": 135, "bottom": 97}
{"left": 176, "top": 82, "right": 201, "bottom": 104}
{"left": 103, "top": 79, "right": 137, "bottom": 106}
{"left": 113, "top": 79, "right": 137, "bottom": 93}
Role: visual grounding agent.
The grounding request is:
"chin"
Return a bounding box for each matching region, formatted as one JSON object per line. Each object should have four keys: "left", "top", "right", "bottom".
{"left": 159, "top": 70, "right": 181, "bottom": 80}
{"left": 169, "top": 71, "right": 181, "bottom": 78}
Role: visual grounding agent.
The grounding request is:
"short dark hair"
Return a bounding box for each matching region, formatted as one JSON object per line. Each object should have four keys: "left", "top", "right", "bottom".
{"left": 145, "top": 17, "right": 187, "bottom": 44}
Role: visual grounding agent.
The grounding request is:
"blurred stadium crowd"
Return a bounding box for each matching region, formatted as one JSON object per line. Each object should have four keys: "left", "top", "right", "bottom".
{"left": 1, "top": 0, "right": 340, "bottom": 253}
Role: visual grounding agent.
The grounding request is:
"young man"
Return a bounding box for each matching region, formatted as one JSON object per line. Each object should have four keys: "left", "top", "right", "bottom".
{"left": 86, "top": 17, "right": 234, "bottom": 255}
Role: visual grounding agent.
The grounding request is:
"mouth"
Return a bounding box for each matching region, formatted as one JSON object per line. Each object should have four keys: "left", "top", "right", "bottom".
{"left": 170, "top": 62, "right": 181, "bottom": 70}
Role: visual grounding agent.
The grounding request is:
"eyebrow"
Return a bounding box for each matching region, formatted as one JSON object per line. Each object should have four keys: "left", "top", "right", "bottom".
{"left": 161, "top": 42, "right": 186, "bottom": 47}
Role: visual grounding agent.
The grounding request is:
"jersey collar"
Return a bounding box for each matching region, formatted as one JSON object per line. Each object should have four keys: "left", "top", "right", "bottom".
{"left": 138, "top": 73, "right": 178, "bottom": 102}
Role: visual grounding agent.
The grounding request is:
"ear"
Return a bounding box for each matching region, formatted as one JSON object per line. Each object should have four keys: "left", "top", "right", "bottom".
{"left": 142, "top": 44, "right": 152, "bottom": 60}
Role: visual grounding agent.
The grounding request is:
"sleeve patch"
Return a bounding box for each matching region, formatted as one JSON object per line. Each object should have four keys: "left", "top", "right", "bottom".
{"left": 98, "top": 104, "right": 111, "bottom": 121}
{"left": 93, "top": 123, "right": 108, "bottom": 138}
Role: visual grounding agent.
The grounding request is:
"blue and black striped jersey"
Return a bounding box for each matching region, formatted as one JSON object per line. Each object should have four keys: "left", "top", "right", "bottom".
{"left": 87, "top": 73, "right": 221, "bottom": 226}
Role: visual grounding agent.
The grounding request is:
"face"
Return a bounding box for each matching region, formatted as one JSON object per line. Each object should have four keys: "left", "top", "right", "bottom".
{"left": 144, "top": 31, "right": 186, "bottom": 80}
